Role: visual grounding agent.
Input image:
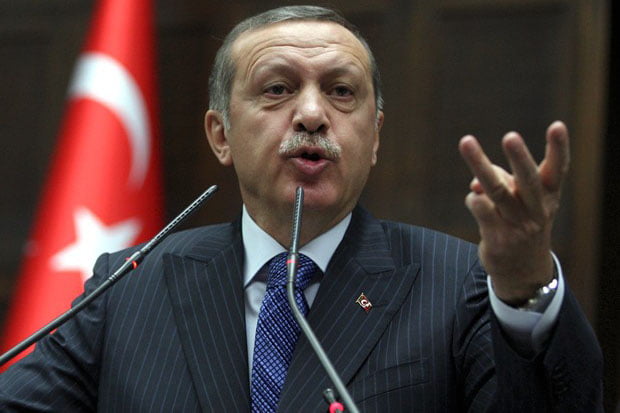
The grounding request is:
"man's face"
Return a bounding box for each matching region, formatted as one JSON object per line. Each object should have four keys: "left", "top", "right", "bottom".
{"left": 206, "top": 21, "right": 383, "bottom": 230}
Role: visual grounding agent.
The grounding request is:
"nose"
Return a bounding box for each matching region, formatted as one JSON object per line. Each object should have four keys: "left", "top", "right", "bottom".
{"left": 292, "top": 87, "right": 329, "bottom": 133}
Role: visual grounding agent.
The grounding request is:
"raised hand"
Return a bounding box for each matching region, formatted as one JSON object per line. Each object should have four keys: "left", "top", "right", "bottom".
{"left": 458, "top": 121, "right": 570, "bottom": 305}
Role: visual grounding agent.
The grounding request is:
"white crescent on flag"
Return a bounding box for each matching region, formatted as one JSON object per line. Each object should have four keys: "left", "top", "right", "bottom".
{"left": 68, "top": 52, "right": 151, "bottom": 188}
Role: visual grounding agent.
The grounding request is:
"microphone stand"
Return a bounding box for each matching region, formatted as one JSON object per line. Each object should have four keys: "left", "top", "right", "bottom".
{"left": 286, "top": 186, "right": 361, "bottom": 413}
{"left": 0, "top": 185, "right": 218, "bottom": 367}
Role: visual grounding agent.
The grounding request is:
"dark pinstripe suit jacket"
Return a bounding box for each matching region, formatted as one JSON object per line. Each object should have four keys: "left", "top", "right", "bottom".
{"left": 0, "top": 206, "right": 603, "bottom": 412}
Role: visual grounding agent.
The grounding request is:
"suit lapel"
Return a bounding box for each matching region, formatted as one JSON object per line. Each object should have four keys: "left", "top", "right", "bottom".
{"left": 164, "top": 222, "right": 250, "bottom": 412}
{"left": 279, "top": 207, "right": 420, "bottom": 410}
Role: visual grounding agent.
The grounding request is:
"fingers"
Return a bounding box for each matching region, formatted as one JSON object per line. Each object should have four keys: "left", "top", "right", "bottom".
{"left": 459, "top": 136, "right": 522, "bottom": 220}
{"left": 540, "top": 121, "right": 570, "bottom": 191}
{"left": 465, "top": 191, "right": 501, "bottom": 228}
{"left": 469, "top": 178, "right": 483, "bottom": 194}
{"left": 501, "top": 132, "right": 544, "bottom": 216}
{"left": 459, "top": 136, "right": 507, "bottom": 201}
{"left": 459, "top": 122, "right": 570, "bottom": 222}
{"left": 459, "top": 122, "right": 568, "bottom": 295}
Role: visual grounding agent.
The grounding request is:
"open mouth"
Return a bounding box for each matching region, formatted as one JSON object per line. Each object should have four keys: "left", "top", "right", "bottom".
{"left": 300, "top": 152, "right": 322, "bottom": 161}
{"left": 287, "top": 147, "right": 330, "bottom": 176}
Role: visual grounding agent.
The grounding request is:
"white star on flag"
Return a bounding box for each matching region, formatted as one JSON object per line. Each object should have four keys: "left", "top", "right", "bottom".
{"left": 51, "top": 207, "right": 141, "bottom": 282}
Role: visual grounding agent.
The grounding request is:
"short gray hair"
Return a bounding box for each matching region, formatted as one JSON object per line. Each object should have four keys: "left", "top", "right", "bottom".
{"left": 208, "top": 5, "right": 384, "bottom": 129}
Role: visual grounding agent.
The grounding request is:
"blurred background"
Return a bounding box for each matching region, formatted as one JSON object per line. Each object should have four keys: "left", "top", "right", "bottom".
{"left": 0, "top": 0, "right": 616, "bottom": 410}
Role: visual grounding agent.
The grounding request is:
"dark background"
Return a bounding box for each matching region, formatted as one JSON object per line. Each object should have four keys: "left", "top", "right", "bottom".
{"left": 0, "top": 0, "right": 616, "bottom": 410}
{"left": 601, "top": 0, "right": 619, "bottom": 411}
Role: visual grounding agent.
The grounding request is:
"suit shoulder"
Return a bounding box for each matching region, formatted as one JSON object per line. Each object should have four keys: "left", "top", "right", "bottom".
{"left": 160, "top": 222, "right": 236, "bottom": 250}
{"left": 108, "top": 221, "right": 237, "bottom": 259}
{"left": 378, "top": 219, "right": 476, "bottom": 246}
{"left": 377, "top": 219, "right": 480, "bottom": 265}
{"left": 96, "top": 222, "right": 238, "bottom": 292}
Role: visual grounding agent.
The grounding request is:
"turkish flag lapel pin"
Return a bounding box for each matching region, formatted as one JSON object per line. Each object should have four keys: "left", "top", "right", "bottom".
{"left": 355, "top": 292, "right": 373, "bottom": 313}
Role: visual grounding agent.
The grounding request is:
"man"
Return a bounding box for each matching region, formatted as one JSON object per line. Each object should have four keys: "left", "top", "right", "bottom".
{"left": 0, "top": 5, "right": 602, "bottom": 412}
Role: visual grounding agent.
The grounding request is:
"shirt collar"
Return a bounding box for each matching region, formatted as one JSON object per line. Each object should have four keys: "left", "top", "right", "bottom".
{"left": 241, "top": 205, "right": 351, "bottom": 287}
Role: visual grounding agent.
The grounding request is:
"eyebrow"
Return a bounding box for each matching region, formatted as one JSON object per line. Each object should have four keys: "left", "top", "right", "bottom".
{"left": 250, "top": 60, "right": 296, "bottom": 80}
{"left": 324, "top": 64, "right": 366, "bottom": 79}
{"left": 249, "top": 58, "right": 367, "bottom": 83}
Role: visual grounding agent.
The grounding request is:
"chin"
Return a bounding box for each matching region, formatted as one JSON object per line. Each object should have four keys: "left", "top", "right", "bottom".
{"left": 280, "top": 181, "right": 358, "bottom": 216}
{"left": 301, "top": 189, "right": 352, "bottom": 215}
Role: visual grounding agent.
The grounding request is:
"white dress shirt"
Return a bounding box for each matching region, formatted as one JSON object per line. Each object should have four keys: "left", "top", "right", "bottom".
{"left": 242, "top": 206, "right": 351, "bottom": 372}
{"left": 487, "top": 253, "right": 565, "bottom": 353}
{"left": 241, "top": 206, "right": 564, "bottom": 373}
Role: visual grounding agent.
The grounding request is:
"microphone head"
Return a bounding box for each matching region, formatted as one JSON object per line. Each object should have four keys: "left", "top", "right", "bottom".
{"left": 289, "top": 186, "right": 304, "bottom": 253}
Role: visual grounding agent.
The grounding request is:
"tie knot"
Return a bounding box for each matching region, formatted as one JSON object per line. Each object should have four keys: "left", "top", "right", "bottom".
{"left": 266, "top": 252, "right": 317, "bottom": 290}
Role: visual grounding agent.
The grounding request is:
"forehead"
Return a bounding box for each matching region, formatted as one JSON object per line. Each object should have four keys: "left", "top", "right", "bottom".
{"left": 230, "top": 20, "right": 372, "bottom": 79}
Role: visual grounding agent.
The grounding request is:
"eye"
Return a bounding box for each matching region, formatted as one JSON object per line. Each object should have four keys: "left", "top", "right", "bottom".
{"left": 264, "top": 84, "right": 290, "bottom": 96}
{"left": 331, "top": 85, "right": 354, "bottom": 98}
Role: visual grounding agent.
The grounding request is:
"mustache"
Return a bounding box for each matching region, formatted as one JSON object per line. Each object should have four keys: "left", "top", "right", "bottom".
{"left": 278, "top": 132, "right": 342, "bottom": 160}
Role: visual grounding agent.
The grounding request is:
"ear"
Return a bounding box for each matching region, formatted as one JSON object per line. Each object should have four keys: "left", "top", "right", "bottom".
{"left": 205, "top": 110, "right": 233, "bottom": 166}
{"left": 371, "top": 111, "right": 384, "bottom": 166}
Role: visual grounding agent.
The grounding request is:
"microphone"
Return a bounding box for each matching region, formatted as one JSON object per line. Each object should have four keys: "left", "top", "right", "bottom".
{"left": 0, "top": 185, "right": 219, "bottom": 367}
{"left": 286, "top": 186, "right": 360, "bottom": 413}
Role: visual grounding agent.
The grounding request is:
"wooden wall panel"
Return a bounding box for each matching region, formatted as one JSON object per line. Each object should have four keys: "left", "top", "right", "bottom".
{"left": 0, "top": 0, "right": 613, "bottom": 407}
{"left": 425, "top": 5, "right": 573, "bottom": 235}
{"left": 353, "top": 0, "right": 605, "bottom": 323}
{"left": 0, "top": 8, "right": 89, "bottom": 321}
{"left": 358, "top": 0, "right": 604, "bottom": 321}
{"left": 0, "top": 34, "right": 52, "bottom": 266}
{"left": 158, "top": 23, "right": 241, "bottom": 228}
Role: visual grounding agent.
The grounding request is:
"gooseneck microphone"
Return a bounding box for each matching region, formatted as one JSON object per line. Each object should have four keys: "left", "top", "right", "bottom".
{"left": 286, "top": 186, "right": 360, "bottom": 413}
{"left": 0, "top": 185, "right": 219, "bottom": 367}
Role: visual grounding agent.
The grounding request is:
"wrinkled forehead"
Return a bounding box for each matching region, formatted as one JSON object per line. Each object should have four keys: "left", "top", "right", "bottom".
{"left": 230, "top": 20, "right": 373, "bottom": 78}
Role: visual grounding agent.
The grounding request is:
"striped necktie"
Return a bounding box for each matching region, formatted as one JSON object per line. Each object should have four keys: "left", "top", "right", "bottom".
{"left": 250, "top": 252, "right": 318, "bottom": 412}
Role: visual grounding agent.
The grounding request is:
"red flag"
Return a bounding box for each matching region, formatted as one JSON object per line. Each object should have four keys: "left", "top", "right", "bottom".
{"left": 1, "top": 0, "right": 163, "bottom": 369}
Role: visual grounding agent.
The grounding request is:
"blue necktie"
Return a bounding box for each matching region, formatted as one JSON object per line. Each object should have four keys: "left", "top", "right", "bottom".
{"left": 250, "top": 252, "right": 318, "bottom": 413}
